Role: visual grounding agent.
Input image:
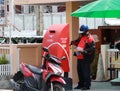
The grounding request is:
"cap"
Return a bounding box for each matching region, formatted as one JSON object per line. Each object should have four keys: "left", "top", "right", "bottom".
{"left": 79, "top": 25, "right": 89, "bottom": 34}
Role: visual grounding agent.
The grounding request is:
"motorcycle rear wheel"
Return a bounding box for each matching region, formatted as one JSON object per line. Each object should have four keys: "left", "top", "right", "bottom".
{"left": 48, "top": 82, "right": 65, "bottom": 91}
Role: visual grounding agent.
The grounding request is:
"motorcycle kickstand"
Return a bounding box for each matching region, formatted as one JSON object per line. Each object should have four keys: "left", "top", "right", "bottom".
{"left": 51, "top": 82, "right": 53, "bottom": 91}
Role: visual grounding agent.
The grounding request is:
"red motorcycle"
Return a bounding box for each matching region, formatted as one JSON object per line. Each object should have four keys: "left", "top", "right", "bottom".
{"left": 10, "top": 47, "right": 66, "bottom": 91}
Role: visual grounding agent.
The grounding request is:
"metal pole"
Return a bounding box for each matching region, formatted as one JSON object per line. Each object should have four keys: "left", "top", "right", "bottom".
{"left": 94, "top": 18, "right": 96, "bottom": 29}
{"left": 9, "top": 0, "right": 14, "bottom": 44}
{"left": 9, "top": 0, "right": 14, "bottom": 75}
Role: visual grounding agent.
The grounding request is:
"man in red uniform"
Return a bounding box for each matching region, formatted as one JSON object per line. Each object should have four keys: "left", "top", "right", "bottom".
{"left": 71, "top": 25, "right": 95, "bottom": 90}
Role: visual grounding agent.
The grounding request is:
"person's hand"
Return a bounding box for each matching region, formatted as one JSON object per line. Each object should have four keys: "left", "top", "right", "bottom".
{"left": 73, "top": 49, "right": 81, "bottom": 56}
{"left": 73, "top": 52, "right": 77, "bottom": 56}
{"left": 74, "top": 48, "right": 77, "bottom": 52}
{"left": 70, "top": 41, "right": 74, "bottom": 45}
{"left": 70, "top": 40, "right": 79, "bottom": 46}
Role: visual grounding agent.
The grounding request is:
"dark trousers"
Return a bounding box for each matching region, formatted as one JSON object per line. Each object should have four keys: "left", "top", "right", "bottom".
{"left": 77, "top": 59, "right": 91, "bottom": 88}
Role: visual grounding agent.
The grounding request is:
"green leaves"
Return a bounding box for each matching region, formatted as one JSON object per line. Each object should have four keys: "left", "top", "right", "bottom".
{"left": 0, "top": 54, "right": 9, "bottom": 64}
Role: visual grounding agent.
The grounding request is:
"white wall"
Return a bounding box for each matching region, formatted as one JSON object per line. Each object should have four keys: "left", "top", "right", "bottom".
{"left": 2, "top": 12, "right": 105, "bottom": 37}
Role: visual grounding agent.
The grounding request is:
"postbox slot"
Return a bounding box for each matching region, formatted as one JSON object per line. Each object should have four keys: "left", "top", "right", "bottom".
{"left": 49, "top": 30, "right": 56, "bottom": 33}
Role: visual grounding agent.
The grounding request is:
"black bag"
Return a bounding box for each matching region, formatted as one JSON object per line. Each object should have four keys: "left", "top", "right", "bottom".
{"left": 63, "top": 77, "right": 73, "bottom": 90}
{"left": 84, "top": 41, "right": 95, "bottom": 63}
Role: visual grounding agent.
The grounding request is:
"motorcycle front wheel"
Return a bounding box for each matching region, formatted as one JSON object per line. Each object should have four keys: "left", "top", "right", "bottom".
{"left": 48, "top": 82, "right": 65, "bottom": 91}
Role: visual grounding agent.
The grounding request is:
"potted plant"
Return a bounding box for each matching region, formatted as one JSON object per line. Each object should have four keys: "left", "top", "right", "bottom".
{"left": 0, "top": 54, "right": 9, "bottom": 64}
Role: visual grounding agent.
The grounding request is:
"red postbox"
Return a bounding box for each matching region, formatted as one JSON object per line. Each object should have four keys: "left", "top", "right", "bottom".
{"left": 42, "top": 24, "right": 70, "bottom": 72}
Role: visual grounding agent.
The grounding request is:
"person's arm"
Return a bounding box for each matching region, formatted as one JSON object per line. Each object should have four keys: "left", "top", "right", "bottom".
{"left": 70, "top": 36, "right": 81, "bottom": 46}
{"left": 74, "top": 38, "right": 85, "bottom": 55}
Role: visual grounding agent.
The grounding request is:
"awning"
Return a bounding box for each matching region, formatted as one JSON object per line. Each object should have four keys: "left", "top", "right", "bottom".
{"left": 14, "top": 0, "right": 80, "bottom": 5}
{"left": 105, "top": 18, "right": 120, "bottom": 25}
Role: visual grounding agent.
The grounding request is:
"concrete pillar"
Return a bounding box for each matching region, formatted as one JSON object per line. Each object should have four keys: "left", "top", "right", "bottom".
{"left": 66, "top": 1, "right": 79, "bottom": 83}
{"left": 35, "top": 5, "right": 44, "bottom": 36}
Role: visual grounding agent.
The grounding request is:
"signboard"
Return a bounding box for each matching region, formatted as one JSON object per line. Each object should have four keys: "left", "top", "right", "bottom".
{"left": 0, "top": 0, "right": 7, "bottom": 26}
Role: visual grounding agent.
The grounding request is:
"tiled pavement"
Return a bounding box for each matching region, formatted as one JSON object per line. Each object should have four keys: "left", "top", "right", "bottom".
{"left": 70, "top": 81, "right": 120, "bottom": 91}
{"left": 1, "top": 81, "right": 120, "bottom": 91}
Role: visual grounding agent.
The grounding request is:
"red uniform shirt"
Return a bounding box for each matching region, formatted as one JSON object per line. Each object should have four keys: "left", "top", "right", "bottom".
{"left": 77, "top": 34, "right": 95, "bottom": 59}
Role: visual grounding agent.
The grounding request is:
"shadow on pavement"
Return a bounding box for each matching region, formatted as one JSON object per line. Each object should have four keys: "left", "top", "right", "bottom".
{"left": 71, "top": 81, "right": 120, "bottom": 91}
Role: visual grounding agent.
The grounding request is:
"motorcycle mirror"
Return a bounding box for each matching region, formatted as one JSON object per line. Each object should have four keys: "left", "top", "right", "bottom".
{"left": 43, "top": 47, "right": 49, "bottom": 52}
{"left": 61, "top": 56, "right": 66, "bottom": 60}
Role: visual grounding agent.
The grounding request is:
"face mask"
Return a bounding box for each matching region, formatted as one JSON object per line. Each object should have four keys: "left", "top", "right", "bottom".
{"left": 81, "top": 33, "right": 86, "bottom": 36}
{"left": 81, "top": 31, "right": 89, "bottom": 36}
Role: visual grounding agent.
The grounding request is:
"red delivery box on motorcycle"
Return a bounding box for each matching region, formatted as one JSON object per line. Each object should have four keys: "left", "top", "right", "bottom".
{"left": 42, "top": 24, "right": 70, "bottom": 72}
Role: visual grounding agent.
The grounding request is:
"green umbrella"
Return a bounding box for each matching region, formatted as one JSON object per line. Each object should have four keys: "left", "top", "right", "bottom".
{"left": 71, "top": 0, "right": 120, "bottom": 18}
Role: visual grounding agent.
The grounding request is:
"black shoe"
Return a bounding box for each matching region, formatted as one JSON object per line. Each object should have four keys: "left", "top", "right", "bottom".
{"left": 74, "top": 86, "right": 83, "bottom": 89}
{"left": 81, "top": 87, "right": 90, "bottom": 90}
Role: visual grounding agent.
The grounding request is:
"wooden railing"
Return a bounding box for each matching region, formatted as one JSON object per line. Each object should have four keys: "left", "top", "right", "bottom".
{"left": 107, "top": 49, "right": 120, "bottom": 79}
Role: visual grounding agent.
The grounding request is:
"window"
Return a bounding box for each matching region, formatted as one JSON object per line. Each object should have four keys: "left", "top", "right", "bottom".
{"left": 15, "top": 5, "right": 35, "bottom": 14}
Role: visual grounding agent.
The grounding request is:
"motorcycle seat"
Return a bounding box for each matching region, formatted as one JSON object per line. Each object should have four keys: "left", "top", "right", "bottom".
{"left": 26, "top": 64, "right": 42, "bottom": 75}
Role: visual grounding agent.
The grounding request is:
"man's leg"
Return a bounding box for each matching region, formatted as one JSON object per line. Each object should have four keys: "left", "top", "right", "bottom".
{"left": 75, "top": 60, "right": 84, "bottom": 89}
{"left": 82, "top": 62, "right": 91, "bottom": 90}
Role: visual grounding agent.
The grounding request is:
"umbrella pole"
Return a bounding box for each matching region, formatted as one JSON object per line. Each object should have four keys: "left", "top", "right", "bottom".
{"left": 102, "top": 18, "right": 105, "bottom": 25}
{"left": 86, "top": 18, "right": 88, "bottom": 25}
{"left": 94, "top": 18, "right": 96, "bottom": 29}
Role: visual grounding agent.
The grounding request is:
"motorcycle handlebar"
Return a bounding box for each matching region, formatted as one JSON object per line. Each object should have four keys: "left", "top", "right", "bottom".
{"left": 42, "top": 47, "right": 66, "bottom": 66}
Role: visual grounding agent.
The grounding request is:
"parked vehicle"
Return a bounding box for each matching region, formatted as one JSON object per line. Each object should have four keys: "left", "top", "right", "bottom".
{"left": 10, "top": 47, "right": 66, "bottom": 91}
